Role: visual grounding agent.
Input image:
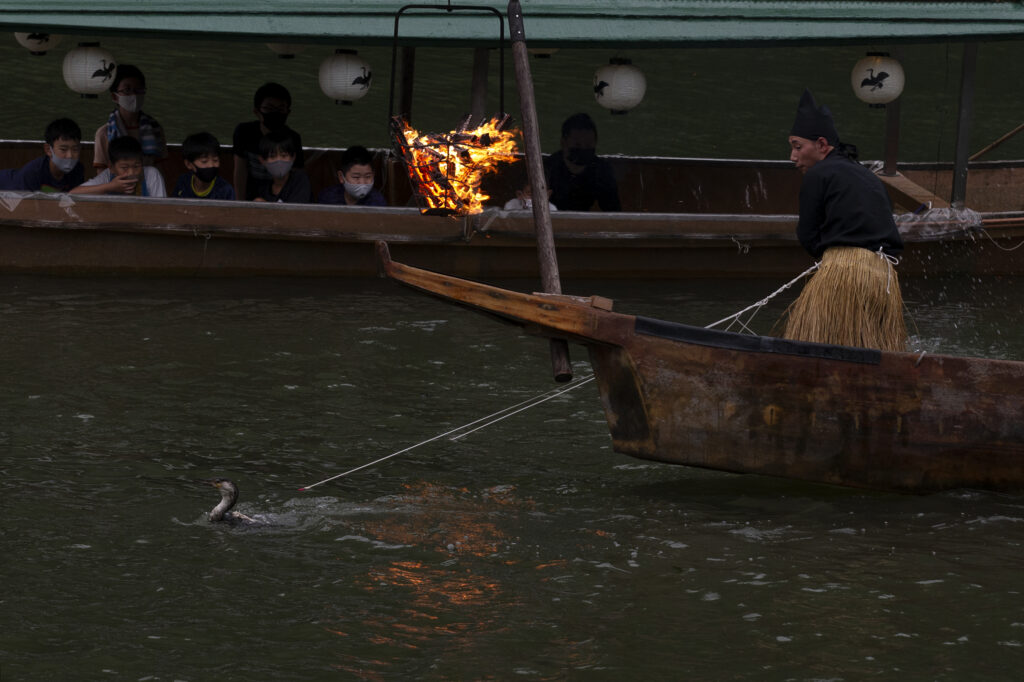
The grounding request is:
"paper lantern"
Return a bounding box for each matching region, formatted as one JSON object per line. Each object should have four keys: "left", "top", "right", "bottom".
{"left": 528, "top": 48, "right": 559, "bottom": 59}
{"left": 266, "top": 43, "right": 305, "bottom": 59}
{"left": 851, "top": 53, "right": 905, "bottom": 107}
{"left": 14, "top": 32, "right": 62, "bottom": 56}
{"left": 318, "top": 49, "right": 372, "bottom": 105}
{"left": 62, "top": 43, "right": 117, "bottom": 98}
{"left": 593, "top": 58, "right": 646, "bottom": 114}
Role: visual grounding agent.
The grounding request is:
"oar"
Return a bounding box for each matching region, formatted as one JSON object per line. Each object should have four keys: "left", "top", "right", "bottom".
{"left": 508, "top": 0, "right": 572, "bottom": 382}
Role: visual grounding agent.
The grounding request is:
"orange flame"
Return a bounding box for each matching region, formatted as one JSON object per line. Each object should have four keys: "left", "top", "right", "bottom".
{"left": 393, "top": 115, "right": 520, "bottom": 215}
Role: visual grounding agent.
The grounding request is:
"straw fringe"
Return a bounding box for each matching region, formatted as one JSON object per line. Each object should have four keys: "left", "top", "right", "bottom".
{"left": 782, "top": 246, "right": 907, "bottom": 351}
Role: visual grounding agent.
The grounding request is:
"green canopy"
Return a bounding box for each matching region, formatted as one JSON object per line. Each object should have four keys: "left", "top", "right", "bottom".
{"left": 1, "top": 1, "right": 1023, "bottom": 47}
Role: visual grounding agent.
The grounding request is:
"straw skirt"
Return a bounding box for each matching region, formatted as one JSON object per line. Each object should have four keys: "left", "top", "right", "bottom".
{"left": 783, "top": 246, "right": 907, "bottom": 352}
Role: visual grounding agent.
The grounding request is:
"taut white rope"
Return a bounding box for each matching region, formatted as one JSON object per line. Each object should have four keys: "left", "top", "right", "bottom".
{"left": 299, "top": 374, "right": 596, "bottom": 491}
{"left": 704, "top": 262, "right": 819, "bottom": 333}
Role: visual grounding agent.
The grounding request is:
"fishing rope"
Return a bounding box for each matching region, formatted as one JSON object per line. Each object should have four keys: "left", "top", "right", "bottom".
{"left": 704, "top": 262, "right": 819, "bottom": 334}
{"left": 979, "top": 227, "right": 1024, "bottom": 252}
{"left": 298, "top": 374, "right": 595, "bottom": 491}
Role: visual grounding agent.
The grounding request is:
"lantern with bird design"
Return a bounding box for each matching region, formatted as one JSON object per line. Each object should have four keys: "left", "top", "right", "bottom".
{"left": 14, "top": 32, "right": 62, "bottom": 56}
{"left": 319, "top": 49, "right": 372, "bottom": 105}
{"left": 593, "top": 58, "right": 646, "bottom": 114}
{"left": 851, "top": 53, "right": 904, "bottom": 107}
{"left": 62, "top": 43, "right": 116, "bottom": 97}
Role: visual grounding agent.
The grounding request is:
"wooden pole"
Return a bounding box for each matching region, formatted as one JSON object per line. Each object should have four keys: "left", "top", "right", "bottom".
{"left": 470, "top": 47, "right": 489, "bottom": 124}
{"left": 951, "top": 43, "right": 978, "bottom": 208}
{"left": 398, "top": 47, "right": 416, "bottom": 122}
{"left": 970, "top": 122, "right": 1024, "bottom": 162}
{"left": 507, "top": 0, "right": 572, "bottom": 382}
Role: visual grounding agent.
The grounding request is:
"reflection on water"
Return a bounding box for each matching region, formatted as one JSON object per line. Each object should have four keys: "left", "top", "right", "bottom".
{"left": 2, "top": 275, "right": 1023, "bottom": 679}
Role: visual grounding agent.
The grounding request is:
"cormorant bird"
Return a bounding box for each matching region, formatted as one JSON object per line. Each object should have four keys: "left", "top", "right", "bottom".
{"left": 202, "top": 478, "right": 260, "bottom": 526}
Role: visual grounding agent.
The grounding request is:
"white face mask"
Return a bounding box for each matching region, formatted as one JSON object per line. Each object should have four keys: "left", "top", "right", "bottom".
{"left": 118, "top": 94, "right": 142, "bottom": 113}
{"left": 344, "top": 182, "right": 373, "bottom": 199}
{"left": 265, "top": 159, "right": 294, "bottom": 179}
{"left": 51, "top": 155, "right": 78, "bottom": 174}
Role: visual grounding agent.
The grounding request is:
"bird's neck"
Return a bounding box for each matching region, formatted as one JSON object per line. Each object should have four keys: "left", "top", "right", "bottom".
{"left": 209, "top": 490, "right": 236, "bottom": 522}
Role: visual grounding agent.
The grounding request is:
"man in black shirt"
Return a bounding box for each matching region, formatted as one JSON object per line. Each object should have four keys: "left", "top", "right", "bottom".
{"left": 783, "top": 90, "right": 906, "bottom": 351}
{"left": 544, "top": 113, "right": 621, "bottom": 212}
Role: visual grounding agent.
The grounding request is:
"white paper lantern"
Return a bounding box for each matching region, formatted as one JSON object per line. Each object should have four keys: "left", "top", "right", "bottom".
{"left": 851, "top": 53, "right": 905, "bottom": 107}
{"left": 266, "top": 43, "right": 305, "bottom": 59}
{"left": 62, "top": 43, "right": 117, "bottom": 97}
{"left": 14, "top": 32, "right": 63, "bottom": 55}
{"left": 319, "top": 49, "right": 372, "bottom": 105}
{"left": 593, "top": 58, "right": 646, "bottom": 114}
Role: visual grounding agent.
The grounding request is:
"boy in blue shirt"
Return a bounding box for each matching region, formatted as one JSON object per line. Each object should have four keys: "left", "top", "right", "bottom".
{"left": 173, "top": 132, "right": 235, "bottom": 200}
{"left": 318, "top": 145, "right": 387, "bottom": 206}
{"left": 0, "top": 118, "right": 85, "bottom": 193}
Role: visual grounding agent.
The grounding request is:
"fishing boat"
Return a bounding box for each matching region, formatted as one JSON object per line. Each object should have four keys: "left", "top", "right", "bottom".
{"left": 377, "top": 240, "right": 1024, "bottom": 493}
{"left": 0, "top": 2, "right": 1023, "bottom": 277}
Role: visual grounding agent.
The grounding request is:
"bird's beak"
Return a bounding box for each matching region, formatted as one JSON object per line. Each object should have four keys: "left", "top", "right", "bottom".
{"left": 197, "top": 478, "right": 220, "bottom": 488}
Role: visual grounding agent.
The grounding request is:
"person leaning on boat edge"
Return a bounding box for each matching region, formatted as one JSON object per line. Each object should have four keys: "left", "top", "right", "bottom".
{"left": 0, "top": 118, "right": 84, "bottom": 193}
{"left": 92, "top": 65, "right": 167, "bottom": 172}
{"left": 318, "top": 145, "right": 387, "bottom": 206}
{"left": 173, "top": 132, "right": 236, "bottom": 200}
{"left": 71, "top": 136, "right": 166, "bottom": 198}
{"left": 544, "top": 112, "right": 621, "bottom": 212}
{"left": 782, "top": 89, "right": 906, "bottom": 352}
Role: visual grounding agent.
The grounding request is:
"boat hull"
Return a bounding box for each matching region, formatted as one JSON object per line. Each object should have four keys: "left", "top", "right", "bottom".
{"left": 378, "top": 243, "right": 1024, "bottom": 492}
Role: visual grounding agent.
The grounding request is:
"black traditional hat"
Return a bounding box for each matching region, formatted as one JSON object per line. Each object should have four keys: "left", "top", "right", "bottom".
{"left": 790, "top": 89, "right": 839, "bottom": 145}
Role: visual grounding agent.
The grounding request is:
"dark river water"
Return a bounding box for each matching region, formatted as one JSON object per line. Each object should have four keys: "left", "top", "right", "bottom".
{"left": 3, "top": 273, "right": 1023, "bottom": 680}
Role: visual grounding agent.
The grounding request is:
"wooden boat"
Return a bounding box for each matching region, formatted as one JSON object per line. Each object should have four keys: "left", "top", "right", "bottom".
{"left": 377, "top": 241, "right": 1024, "bottom": 493}
{"left": 1, "top": 4, "right": 1023, "bottom": 278}
{"left": 2, "top": 140, "right": 1022, "bottom": 277}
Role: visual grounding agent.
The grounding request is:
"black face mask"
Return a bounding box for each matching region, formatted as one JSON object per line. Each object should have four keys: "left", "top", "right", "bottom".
{"left": 566, "top": 147, "right": 596, "bottom": 166}
{"left": 261, "top": 111, "right": 288, "bottom": 131}
{"left": 193, "top": 166, "right": 220, "bottom": 183}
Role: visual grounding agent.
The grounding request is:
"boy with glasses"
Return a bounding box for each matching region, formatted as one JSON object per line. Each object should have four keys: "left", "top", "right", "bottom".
{"left": 92, "top": 64, "right": 167, "bottom": 171}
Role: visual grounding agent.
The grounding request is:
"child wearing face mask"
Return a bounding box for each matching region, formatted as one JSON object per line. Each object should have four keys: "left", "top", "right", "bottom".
{"left": 0, "top": 118, "right": 85, "bottom": 193}
{"left": 72, "top": 135, "right": 166, "bottom": 197}
{"left": 251, "top": 130, "right": 312, "bottom": 204}
{"left": 232, "top": 82, "right": 305, "bottom": 201}
{"left": 317, "top": 145, "right": 387, "bottom": 206}
{"left": 172, "top": 132, "right": 236, "bottom": 200}
{"left": 92, "top": 64, "right": 167, "bottom": 171}
{"left": 502, "top": 177, "right": 557, "bottom": 212}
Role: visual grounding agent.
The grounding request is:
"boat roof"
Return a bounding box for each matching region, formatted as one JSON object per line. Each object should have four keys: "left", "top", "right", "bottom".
{"left": 1, "top": 1, "right": 1023, "bottom": 47}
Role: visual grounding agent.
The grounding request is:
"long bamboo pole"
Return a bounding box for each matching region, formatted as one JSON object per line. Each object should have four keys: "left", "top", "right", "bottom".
{"left": 970, "top": 122, "right": 1024, "bottom": 162}
{"left": 507, "top": 0, "right": 572, "bottom": 382}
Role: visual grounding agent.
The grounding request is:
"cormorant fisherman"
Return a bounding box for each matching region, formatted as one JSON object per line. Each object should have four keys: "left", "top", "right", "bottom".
{"left": 783, "top": 90, "right": 907, "bottom": 352}
{"left": 203, "top": 478, "right": 261, "bottom": 526}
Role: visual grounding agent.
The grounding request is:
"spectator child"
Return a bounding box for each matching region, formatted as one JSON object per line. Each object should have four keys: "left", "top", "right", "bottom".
{"left": 252, "top": 130, "right": 311, "bottom": 204}
{"left": 502, "top": 177, "right": 556, "bottom": 212}
{"left": 318, "top": 145, "right": 387, "bottom": 206}
{"left": 233, "top": 82, "right": 305, "bottom": 201}
{"left": 72, "top": 136, "right": 167, "bottom": 197}
{"left": 0, "top": 118, "right": 85, "bottom": 192}
{"left": 173, "top": 132, "right": 235, "bottom": 200}
{"left": 93, "top": 64, "right": 167, "bottom": 170}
